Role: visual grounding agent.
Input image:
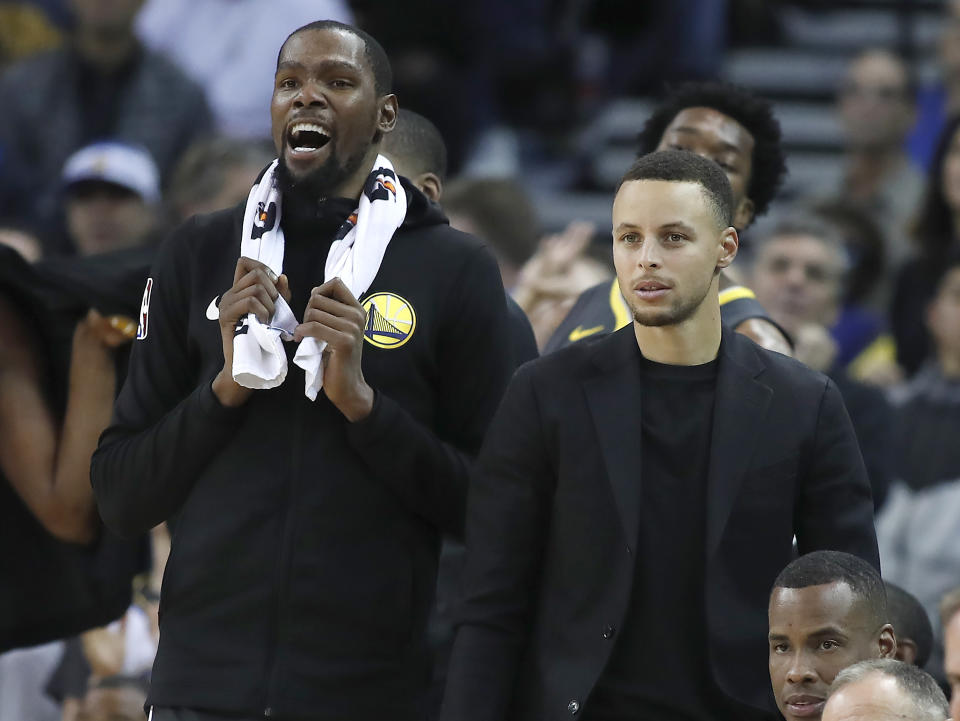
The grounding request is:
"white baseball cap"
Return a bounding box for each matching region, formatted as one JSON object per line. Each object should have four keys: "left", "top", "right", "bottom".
{"left": 62, "top": 141, "right": 161, "bottom": 203}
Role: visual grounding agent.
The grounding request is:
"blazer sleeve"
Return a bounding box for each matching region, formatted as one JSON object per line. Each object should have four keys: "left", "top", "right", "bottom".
{"left": 345, "top": 243, "right": 514, "bottom": 538}
{"left": 90, "top": 221, "right": 247, "bottom": 538}
{"left": 795, "top": 377, "right": 880, "bottom": 569}
{"left": 441, "top": 361, "right": 554, "bottom": 721}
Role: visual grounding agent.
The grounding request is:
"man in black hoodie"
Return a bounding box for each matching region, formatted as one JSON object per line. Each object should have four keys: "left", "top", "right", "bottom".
{"left": 91, "top": 21, "right": 513, "bottom": 721}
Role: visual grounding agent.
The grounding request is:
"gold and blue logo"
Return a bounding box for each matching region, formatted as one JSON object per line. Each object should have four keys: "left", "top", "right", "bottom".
{"left": 362, "top": 292, "right": 416, "bottom": 349}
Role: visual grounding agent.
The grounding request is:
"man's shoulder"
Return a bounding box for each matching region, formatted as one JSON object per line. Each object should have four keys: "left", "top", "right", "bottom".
{"left": 0, "top": 48, "right": 66, "bottom": 91}
{"left": 155, "top": 204, "right": 242, "bottom": 267}
{"left": 733, "top": 333, "right": 830, "bottom": 395}
{"left": 522, "top": 325, "right": 626, "bottom": 383}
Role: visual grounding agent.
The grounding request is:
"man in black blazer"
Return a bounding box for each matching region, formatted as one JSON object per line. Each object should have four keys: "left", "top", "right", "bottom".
{"left": 441, "top": 150, "right": 879, "bottom": 721}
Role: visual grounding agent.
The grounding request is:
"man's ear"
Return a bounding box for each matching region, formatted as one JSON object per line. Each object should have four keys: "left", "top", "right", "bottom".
{"left": 733, "top": 197, "right": 755, "bottom": 230}
{"left": 716, "top": 227, "right": 739, "bottom": 270}
{"left": 416, "top": 173, "right": 442, "bottom": 203}
{"left": 894, "top": 637, "right": 919, "bottom": 665}
{"left": 378, "top": 94, "right": 398, "bottom": 133}
{"left": 878, "top": 624, "right": 897, "bottom": 659}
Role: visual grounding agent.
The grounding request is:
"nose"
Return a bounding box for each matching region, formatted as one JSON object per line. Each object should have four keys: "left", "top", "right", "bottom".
{"left": 294, "top": 79, "right": 327, "bottom": 108}
{"left": 635, "top": 238, "right": 661, "bottom": 269}
{"left": 784, "top": 653, "right": 818, "bottom": 685}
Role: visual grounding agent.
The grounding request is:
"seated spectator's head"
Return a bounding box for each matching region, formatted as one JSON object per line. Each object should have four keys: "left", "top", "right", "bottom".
{"left": 638, "top": 81, "right": 787, "bottom": 229}
{"left": 768, "top": 551, "right": 895, "bottom": 721}
{"left": 381, "top": 109, "right": 446, "bottom": 202}
{"left": 837, "top": 49, "right": 915, "bottom": 155}
{"left": 913, "top": 115, "right": 960, "bottom": 260}
{"left": 68, "top": 0, "right": 143, "bottom": 39}
{"left": 941, "top": 588, "right": 960, "bottom": 721}
{"left": 822, "top": 659, "right": 949, "bottom": 721}
{"left": 885, "top": 582, "right": 935, "bottom": 668}
{"left": 61, "top": 141, "right": 159, "bottom": 256}
{"left": 75, "top": 675, "right": 148, "bottom": 721}
{"left": 442, "top": 178, "right": 540, "bottom": 289}
{"left": 925, "top": 253, "right": 960, "bottom": 375}
{"left": 811, "top": 201, "right": 887, "bottom": 307}
{"left": 750, "top": 215, "right": 849, "bottom": 337}
{"left": 168, "top": 137, "right": 275, "bottom": 222}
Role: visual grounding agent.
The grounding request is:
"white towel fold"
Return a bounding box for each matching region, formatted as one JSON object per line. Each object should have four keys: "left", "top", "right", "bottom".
{"left": 231, "top": 155, "right": 406, "bottom": 400}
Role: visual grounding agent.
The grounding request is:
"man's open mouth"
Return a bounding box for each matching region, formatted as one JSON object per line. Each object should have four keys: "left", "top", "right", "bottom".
{"left": 287, "top": 122, "right": 331, "bottom": 153}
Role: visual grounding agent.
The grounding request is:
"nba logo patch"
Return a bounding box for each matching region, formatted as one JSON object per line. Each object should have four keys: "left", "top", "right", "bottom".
{"left": 361, "top": 292, "right": 416, "bottom": 349}
{"left": 136, "top": 277, "right": 153, "bottom": 340}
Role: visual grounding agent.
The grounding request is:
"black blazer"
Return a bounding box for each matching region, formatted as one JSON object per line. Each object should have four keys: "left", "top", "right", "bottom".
{"left": 442, "top": 326, "right": 879, "bottom": 721}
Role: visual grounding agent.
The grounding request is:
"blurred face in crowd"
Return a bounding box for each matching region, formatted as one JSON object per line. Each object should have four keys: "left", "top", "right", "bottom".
{"left": 820, "top": 672, "right": 924, "bottom": 721}
{"left": 838, "top": 51, "right": 914, "bottom": 152}
{"left": 66, "top": 181, "right": 155, "bottom": 256}
{"left": 946, "top": 608, "right": 960, "bottom": 721}
{"left": 769, "top": 582, "right": 896, "bottom": 721}
{"left": 612, "top": 179, "right": 737, "bottom": 327}
{"left": 657, "top": 107, "right": 756, "bottom": 228}
{"left": 271, "top": 28, "right": 396, "bottom": 199}
{"left": 68, "top": 0, "right": 143, "bottom": 35}
{"left": 927, "top": 267, "right": 960, "bottom": 366}
{"left": 942, "top": 127, "right": 960, "bottom": 214}
{"left": 751, "top": 234, "right": 846, "bottom": 336}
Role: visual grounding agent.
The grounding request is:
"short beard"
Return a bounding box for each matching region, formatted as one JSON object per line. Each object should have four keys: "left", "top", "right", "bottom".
{"left": 276, "top": 140, "right": 370, "bottom": 203}
{"left": 628, "top": 275, "right": 714, "bottom": 328}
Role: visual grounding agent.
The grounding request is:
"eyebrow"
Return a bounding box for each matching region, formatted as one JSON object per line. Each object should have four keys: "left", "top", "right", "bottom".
{"left": 660, "top": 221, "right": 696, "bottom": 233}
{"left": 671, "top": 126, "right": 740, "bottom": 153}
{"left": 276, "top": 58, "right": 362, "bottom": 75}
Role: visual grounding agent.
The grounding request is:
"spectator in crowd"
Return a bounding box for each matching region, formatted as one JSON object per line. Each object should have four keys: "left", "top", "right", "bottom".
{"left": 886, "top": 582, "right": 935, "bottom": 668}
{"left": 381, "top": 108, "right": 537, "bottom": 720}
{"left": 442, "top": 151, "right": 878, "bottom": 721}
{"left": 821, "top": 659, "right": 949, "bottom": 721}
{"left": 749, "top": 214, "right": 897, "bottom": 509}
{"left": 891, "top": 115, "right": 960, "bottom": 377}
{"left": 909, "top": 0, "right": 960, "bottom": 170}
{"left": 768, "top": 551, "right": 897, "bottom": 721}
{"left": 167, "top": 137, "right": 275, "bottom": 223}
{"left": 890, "top": 251, "right": 960, "bottom": 491}
{"left": 943, "top": 589, "right": 960, "bottom": 720}
{"left": 91, "top": 20, "right": 513, "bottom": 721}
{"left": 443, "top": 176, "right": 609, "bottom": 347}
{"left": 834, "top": 49, "right": 924, "bottom": 272}
{"left": 59, "top": 141, "right": 160, "bottom": 257}
{"left": 811, "top": 201, "right": 893, "bottom": 370}
{"left": 135, "top": 0, "right": 351, "bottom": 139}
{"left": 0, "top": 0, "right": 212, "bottom": 230}
{"left": 543, "top": 80, "right": 791, "bottom": 356}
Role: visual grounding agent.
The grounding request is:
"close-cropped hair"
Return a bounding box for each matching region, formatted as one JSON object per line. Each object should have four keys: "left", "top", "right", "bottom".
{"left": 772, "top": 550, "right": 886, "bottom": 627}
{"left": 618, "top": 149, "right": 734, "bottom": 228}
{"left": 637, "top": 81, "right": 787, "bottom": 219}
{"left": 829, "top": 659, "right": 948, "bottom": 721}
{"left": 381, "top": 109, "right": 448, "bottom": 181}
{"left": 279, "top": 20, "right": 393, "bottom": 96}
{"left": 884, "top": 582, "right": 934, "bottom": 668}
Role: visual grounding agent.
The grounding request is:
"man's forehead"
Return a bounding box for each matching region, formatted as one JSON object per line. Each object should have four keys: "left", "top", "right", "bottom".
{"left": 770, "top": 582, "right": 865, "bottom": 628}
{"left": 278, "top": 28, "right": 367, "bottom": 71}
{"left": 613, "top": 179, "right": 715, "bottom": 221}
{"left": 662, "top": 107, "right": 754, "bottom": 153}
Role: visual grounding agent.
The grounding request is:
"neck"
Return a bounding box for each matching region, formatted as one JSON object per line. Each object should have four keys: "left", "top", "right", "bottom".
{"left": 845, "top": 149, "right": 903, "bottom": 199}
{"left": 938, "top": 349, "right": 960, "bottom": 379}
{"left": 330, "top": 144, "right": 381, "bottom": 201}
{"left": 632, "top": 283, "right": 722, "bottom": 365}
{"left": 74, "top": 27, "right": 137, "bottom": 71}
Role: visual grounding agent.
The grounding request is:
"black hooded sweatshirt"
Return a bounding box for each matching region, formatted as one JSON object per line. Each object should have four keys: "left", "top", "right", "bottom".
{"left": 90, "top": 179, "right": 513, "bottom": 720}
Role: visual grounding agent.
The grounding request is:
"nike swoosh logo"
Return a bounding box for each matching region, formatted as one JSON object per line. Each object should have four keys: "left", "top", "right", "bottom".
{"left": 568, "top": 324, "right": 604, "bottom": 342}
{"left": 206, "top": 296, "right": 220, "bottom": 321}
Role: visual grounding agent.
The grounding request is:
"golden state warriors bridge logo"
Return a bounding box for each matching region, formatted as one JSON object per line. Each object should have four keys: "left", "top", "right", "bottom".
{"left": 361, "top": 292, "right": 416, "bottom": 349}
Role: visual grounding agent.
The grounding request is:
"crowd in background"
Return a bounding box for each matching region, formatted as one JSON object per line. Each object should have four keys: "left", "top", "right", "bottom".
{"left": 2, "top": 0, "right": 960, "bottom": 719}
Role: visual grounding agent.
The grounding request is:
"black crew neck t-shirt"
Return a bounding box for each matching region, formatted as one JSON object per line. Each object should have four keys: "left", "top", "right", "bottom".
{"left": 586, "top": 353, "right": 738, "bottom": 721}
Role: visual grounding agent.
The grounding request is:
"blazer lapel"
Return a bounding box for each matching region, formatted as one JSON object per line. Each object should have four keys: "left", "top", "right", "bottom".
{"left": 706, "top": 332, "right": 773, "bottom": 557}
{"left": 584, "top": 328, "right": 644, "bottom": 553}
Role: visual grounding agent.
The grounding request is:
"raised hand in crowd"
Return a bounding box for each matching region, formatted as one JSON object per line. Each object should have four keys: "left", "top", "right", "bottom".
{"left": 0, "top": 298, "right": 132, "bottom": 544}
